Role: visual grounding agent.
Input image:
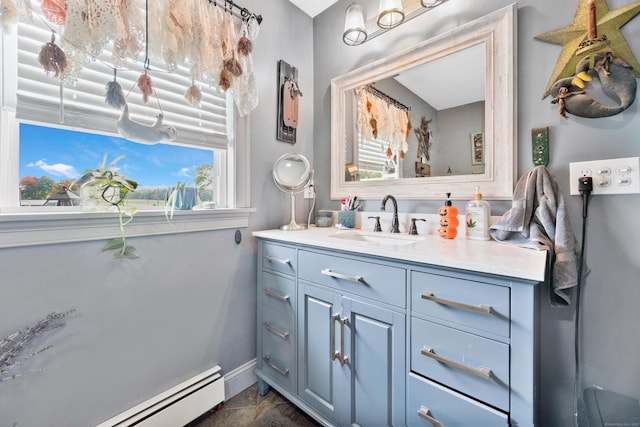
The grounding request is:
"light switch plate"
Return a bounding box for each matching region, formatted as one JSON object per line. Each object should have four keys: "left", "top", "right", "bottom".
{"left": 569, "top": 157, "right": 640, "bottom": 195}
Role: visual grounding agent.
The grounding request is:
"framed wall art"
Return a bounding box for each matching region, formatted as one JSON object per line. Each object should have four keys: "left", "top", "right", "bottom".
{"left": 276, "top": 60, "right": 302, "bottom": 143}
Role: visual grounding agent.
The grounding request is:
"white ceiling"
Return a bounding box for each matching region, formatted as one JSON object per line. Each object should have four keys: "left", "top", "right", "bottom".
{"left": 287, "top": 0, "right": 339, "bottom": 17}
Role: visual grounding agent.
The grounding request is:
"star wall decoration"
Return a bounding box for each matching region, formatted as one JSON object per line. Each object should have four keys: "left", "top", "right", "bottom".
{"left": 535, "top": 0, "right": 640, "bottom": 98}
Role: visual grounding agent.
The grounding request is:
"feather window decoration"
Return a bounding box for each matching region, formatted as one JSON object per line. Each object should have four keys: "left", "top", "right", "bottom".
{"left": 41, "top": 0, "right": 66, "bottom": 26}
{"left": 38, "top": 31, "right": 67, "bottom": 77}
{"left": 222, "top": 12, "right": 242, "bottom": 77}
{"left": 137, "top": 68, "right": 153, "bottom": 104}
{"left": 237, "top": 30, "right": 252, "bottom": 56}
{"left": 105, "top": 69, "right": 126, "bottom": 109}
{"left": 0, "top": 0, "right": 19, "bottom": 32}
{"left": 184, "top": 81, "right": 202, "bottom": 107}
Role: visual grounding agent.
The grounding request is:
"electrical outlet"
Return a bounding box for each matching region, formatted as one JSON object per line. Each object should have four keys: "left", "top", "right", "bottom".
{"left": 303, "top": 185, "right": 315, "bottom": 199}
{"left": 569, "top": 157, "right": 640, "bottom": 195}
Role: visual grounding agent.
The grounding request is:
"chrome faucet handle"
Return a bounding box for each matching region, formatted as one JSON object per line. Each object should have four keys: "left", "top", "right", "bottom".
{"left": 368, "top": 216, "right": 382, "bottom": 232}
{"left": 409, "top": 218, "right": 426, "bottom": 235}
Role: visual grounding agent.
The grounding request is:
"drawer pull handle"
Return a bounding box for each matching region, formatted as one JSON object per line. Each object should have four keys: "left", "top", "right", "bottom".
{"left": 321, "top": 268, "right": 363, "bottom": 283}
{"left": 421, "top": 346, "right": 492, "bottom": 380}
{"left": 338, "top": 316, "right": 349, "bottom": 366}
{"left": 417, "top": 406, "right": 444, "bottom": 427}
{"left": 421, "top": 293, "right": 492, "bottom": 315}
{"left": 262, "top": 356, "right": 289, "bottom": 376}
{"left": 330, "top": 313, "right": 340, "bottom": 361}
{"left": 330, "top": 314, "right": 349, "bottom": 365}
{"left": 263, "top": 288, "right": 290, "bottom": 302}
{"left": 263, "top": 322, "right": 289, "bottom": 339}
{"left": 264, "top": 255, "right": 291, "bottom": 266}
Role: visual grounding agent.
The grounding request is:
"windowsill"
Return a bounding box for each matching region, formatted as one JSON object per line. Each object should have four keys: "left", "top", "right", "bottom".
{"left": 0, "top": 208, "right": 256, "bottom": 249}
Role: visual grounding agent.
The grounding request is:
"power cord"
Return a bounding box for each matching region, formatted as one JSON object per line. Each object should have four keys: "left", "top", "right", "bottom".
{"left": 306, "top": 184, "right": 316, "bottom": 228}
{"left": 574, "top": 176, "right": 592, "bottom": 427}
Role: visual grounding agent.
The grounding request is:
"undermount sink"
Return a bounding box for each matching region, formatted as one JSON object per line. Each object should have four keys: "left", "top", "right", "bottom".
{"left": 329, "top": 231, "right": 425, "bottom": 247}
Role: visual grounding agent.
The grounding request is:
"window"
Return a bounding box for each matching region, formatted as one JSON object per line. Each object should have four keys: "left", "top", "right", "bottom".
{"left": 18, "top": 123, "right": 221, "bottom": 209}
{"left": 0, "top": 2, "right": 253, "bottom": 248}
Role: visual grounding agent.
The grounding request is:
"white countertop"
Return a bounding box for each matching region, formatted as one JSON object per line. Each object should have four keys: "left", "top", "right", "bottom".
{"left": 253, "top": 227, "right": 548, "bottom": 282}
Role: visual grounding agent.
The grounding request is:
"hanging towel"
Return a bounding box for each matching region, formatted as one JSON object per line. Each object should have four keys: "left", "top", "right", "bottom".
{"left": 490, "top": 166, "right": 582, "bottom": 305}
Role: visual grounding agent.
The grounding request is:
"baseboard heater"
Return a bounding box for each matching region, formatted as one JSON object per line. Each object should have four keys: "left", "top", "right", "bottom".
{"left": 96, "top": 365, "right": 224, "bottom": 427}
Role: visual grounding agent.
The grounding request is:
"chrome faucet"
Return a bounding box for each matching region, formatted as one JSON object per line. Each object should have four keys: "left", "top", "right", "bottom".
{"left": 380, "top": 195, "right": 400, "bottom": 233}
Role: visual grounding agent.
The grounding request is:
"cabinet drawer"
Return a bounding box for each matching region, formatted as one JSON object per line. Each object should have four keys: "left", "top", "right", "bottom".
{"left": 262, "top": 243, "right": 297, "bottom": 276}
{"left": 407, "top": 373, "right": 508, "bottom": 426}
{"left": 262, "top": 271, "right": 295, "bottom": 313}
{"left": 411, "top": 317, "right": 509, "bottom": 411}
{"left": 261, "top": 307, "right": 295, "bottom": 391}
{"left": 299, "top": 250, "right": 406, "bottom": 308}
{"left": 411, "top": 271, "right": 510, "bottom": 338}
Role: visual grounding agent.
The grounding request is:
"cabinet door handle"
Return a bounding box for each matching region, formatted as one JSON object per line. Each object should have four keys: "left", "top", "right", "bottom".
{"left": 264, "top": 255, "right": 291, "bottom": 265}
{"left": 338, "top": 316, "right": 349, "bottom": 366}
{"left": 417, "top": 406, "right": 444, "bottom": 427}
{"left": 321, "top": 268, "right": 363, "bottom": 283}
{"left": 263, "top": 288, "right": 290, "bottom": 302}
{"left": 330, "top": 313, "right": 340, "bottom": 361}
{"left": 263, "top": 322, "right": 289, "bottom": 339}
{"left": 421, "top": 346, "right": 492, "bottom": 380}
{"left": 421, "top": 292, "right": 492, "bottom": 315}
{"left": 262, "top": 356, "right": 289, "bottom": 376}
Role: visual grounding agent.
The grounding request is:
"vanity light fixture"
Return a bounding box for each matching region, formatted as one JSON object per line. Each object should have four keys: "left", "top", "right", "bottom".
{"left": 343, "top": 3, "right": 367, "bottom": 46}
{"left": 377, "top": 0, "right": 405, "bottom": 29}
{"left": 343, "top": 0, "right": 450, "bottom": 46}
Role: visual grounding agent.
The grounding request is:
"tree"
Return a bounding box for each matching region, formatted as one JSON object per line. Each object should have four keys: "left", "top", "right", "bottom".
{"left": 20, "top": 176, "right": 55, "bottom": 200}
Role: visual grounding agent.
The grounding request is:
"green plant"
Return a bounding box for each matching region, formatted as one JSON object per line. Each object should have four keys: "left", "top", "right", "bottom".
{"left": 78, "top": 154, "right": 139, "bottom": 259}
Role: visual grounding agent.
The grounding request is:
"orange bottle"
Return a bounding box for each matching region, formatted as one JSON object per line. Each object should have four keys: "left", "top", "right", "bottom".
{"left": 438, "top": 193, "right": 459, "bottom": 239}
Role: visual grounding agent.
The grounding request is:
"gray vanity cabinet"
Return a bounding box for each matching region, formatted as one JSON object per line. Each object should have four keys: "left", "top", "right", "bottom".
{"left": 297, "top": 249, "right": 406, "bottom": 426}
{"left": 255, "top": 234, "right": 542, "bottom": 427}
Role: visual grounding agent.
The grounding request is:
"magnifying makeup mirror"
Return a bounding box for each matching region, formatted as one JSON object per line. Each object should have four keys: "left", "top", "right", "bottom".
{"left": 273, "top": 153, "right": 311, "bottom": 231}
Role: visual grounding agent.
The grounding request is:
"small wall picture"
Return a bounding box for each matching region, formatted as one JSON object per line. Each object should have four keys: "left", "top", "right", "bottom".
{"left": 471, "top": 132, "right": 484, "bottom": 165}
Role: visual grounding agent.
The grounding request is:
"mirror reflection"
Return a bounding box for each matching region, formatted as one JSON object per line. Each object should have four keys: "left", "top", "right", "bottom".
{"left": 331, "top": 4, "right": 516, "bottom": 201}
{"left": 345, "top": 42, "right": 486, "bottom": 182}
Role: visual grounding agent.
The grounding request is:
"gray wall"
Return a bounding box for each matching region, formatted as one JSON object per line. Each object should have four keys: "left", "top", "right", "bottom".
{"left": 3, "top": 1, "right": 639, "bottom": 425}
{"left": 0, "top": 0, "right": 314, "bottom": 425}
{"left": 312, "top": 1, "right": 640, "bottom": 426}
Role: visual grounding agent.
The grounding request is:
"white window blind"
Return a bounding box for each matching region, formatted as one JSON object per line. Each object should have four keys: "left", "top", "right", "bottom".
{"left": 16, "top": 6, "right": 230, "bottom": 150}
{"left": 358, "top": 135, "right": 388, "bottom": 173}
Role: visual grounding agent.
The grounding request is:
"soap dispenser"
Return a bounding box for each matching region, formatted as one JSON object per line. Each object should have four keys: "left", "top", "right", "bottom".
{"left": 438, "top": 193, "right": 459, "bottom": 239}
{"left": 465, "top": 187, "right": 491, "bottom": 240}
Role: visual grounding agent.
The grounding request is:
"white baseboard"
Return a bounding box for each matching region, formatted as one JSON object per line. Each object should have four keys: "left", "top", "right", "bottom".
{"left": 223, "top": 358, "right": 257, "bottom": 400}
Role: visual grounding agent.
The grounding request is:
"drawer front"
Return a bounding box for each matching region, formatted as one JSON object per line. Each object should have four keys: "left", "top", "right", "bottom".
{"left": 261, "top": 306, "right": 295, "bottom": 391}
{"left": 262, "top": 271, "right": 295, "bottom": 313}
{"left": 262, "top": 242, "right": 297, "bottom": 276}
{"left": 411, "top": 317, "right": 509, "bottom": 411}
{"left": 411, "top": 271, "right": 510, "bottom": 338}
{"left": 407, "top": 373, "right": 508, "bottom": 426}
{"left": 299, "top": 250, "right": 406, "bottom": 308}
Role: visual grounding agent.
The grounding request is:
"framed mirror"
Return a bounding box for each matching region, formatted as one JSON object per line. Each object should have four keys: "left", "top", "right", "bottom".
{"left": 331, "top": 4, "right": 516, "bottom": 200}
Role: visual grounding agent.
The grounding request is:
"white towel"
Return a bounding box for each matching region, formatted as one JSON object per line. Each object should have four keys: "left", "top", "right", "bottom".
{"left": 490, "top": 166, "right": 581, "bottom": 305}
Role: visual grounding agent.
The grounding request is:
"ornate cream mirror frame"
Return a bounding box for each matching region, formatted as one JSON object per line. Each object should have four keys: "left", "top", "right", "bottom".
{"left": 330, "top": 4, "right": 517, "bottom": 200}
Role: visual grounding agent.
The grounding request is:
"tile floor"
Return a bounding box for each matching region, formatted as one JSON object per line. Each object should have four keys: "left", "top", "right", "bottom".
{"left": 187, "top": 383, "right": 321, "bottom": 427}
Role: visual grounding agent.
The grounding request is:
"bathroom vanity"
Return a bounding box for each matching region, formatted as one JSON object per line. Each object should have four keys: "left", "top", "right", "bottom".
{"left": 253, "top": 226, "right": 547, "bottom": 427}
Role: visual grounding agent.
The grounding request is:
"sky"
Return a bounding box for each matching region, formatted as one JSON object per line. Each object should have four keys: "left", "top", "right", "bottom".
{"left": 19, "top": 124, "right": 214, "bottom": 189}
